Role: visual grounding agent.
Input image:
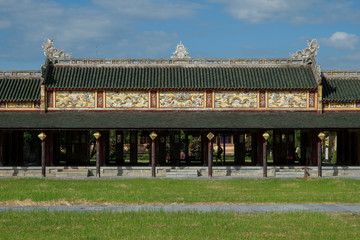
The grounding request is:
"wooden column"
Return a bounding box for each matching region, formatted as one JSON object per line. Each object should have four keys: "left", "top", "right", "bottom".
{"left": 222, "top": 133, "right": 226, "bottom": 164}
{"left": 93, "top": 132, "right": 102, "bottom": 177}
{"left": 151, "top": 138, "right": 156, "bottom": 177}
{"left": 317, "top": 137, "right": 322, "bottom": 177}
{"left": 104, "top": 131, "right": 110, "bottom": 166}
{"left": 207, "top": 133, "right": 214, "bottom": 177}
{"left": 257, "top": 132, "right": 263, "bottom": 166}
{"left": 149, "top": 132, "right": 158, "bottom": 177}
{"left": 130, "top": 131, "right": 138, "bottom": 165}
{"left": 116, "top": 131, "right": 124, "bottom": 165}
{"left": 263, "top": 136, "right": 267, "bottom": 177}
{"left": 38, "top": 132, "right": 47, "bottom": 177}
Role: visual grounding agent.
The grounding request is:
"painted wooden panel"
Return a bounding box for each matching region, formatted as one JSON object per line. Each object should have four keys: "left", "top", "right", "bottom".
{"left": 97, "top": 91, "right": 104, "bottom": 108}
{"left": 55, "top": 91, "right": 95, "bottom": 108}
{"left": 206, "top": 91, "right": 213, "bottom": 108}
{"left": 268, "top": 91, "right": 307, "bottom": 108}
{"left": 105, "top": 91, "right": 148, "bottom": 108}
{"left": 309, "top": 91, "right": 316, "bottom": 108}
{"left": 150, "top": 91, "right": 157, "bottom": 108}
{"left": 214, "top": 91, "right": 257, "bottom": 108}
{"left": 259, "top": 91, "right": 266, "bottom": 108}
{"left": 159, "top": 91, "right": 204, "bottom": 108}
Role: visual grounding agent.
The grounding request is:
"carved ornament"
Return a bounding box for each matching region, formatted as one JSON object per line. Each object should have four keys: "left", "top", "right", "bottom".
{"left": 171, "top": 41, "right": 190, "bottom": 59}
{"left": 291, "top": 39, "right": 319, "bottom": 63}
{"left": 42, "top": 39, "right": 71, "bottom": 60}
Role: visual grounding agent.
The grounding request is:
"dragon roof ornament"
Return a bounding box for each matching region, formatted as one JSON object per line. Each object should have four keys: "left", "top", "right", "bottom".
{"left": 42, "top": 39, "right": 71, "bottom": 61}
{"left": 171, "top": 41, "right": 191, "bottom": 59}
{"left": 291, "top": 39, "right": 319, "bottom": 64}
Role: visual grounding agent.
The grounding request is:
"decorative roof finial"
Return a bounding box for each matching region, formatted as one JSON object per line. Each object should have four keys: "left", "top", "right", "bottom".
{"left": 171, "top": 41, "right": 190, "bottom": 59}
{"left": 42, "top": 39, "right": 71, "bottom": 60}
{"left": 291, "top": 39, "right": 319, "bottom": 64}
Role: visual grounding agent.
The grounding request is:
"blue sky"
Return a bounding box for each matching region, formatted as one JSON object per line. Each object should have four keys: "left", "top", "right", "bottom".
{"left": 1, "top": 0, "right": 360, "bottom": 70}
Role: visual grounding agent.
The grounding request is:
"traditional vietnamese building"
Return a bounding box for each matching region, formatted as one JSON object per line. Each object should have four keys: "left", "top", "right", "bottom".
{"left": 0, "top": 40, "right": 359, "bottom": 178}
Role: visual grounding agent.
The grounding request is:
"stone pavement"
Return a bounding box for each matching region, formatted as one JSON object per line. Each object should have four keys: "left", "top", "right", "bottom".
{"left": 1, "top": 204, "right": 360, "bottom": 213}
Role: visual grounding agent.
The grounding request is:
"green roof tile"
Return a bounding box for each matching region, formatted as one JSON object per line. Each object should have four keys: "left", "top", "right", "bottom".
{"left": 0, "top": 78, "right": 41, "bottom": 102}
{"left": 0, "top": 112, "right": 359, "bottom": 129}
{"left": 323, "top": 78, "right": 360, "bottom": 102}
{"left": 46, "top": 66, "right": 317, "bottom": 90}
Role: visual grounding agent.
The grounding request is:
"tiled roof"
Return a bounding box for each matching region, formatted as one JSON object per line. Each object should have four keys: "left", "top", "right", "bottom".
{"left": 0, "top": 78, "right": 41, "bottom": 102}
{"left": 323, "top": 78, "right": 360, "bottom": 102}
{"left": 0, "top": 112, "right": 359, "bottom": 129}
{"left": 46, "top": 66, "right": 317, "bottom": 90}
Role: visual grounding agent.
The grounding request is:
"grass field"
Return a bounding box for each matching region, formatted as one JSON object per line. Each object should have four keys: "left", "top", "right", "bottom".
{"left": 0, "top": 211, "right": 359, "bottom": 240}
{"left": 0, "top": 178, "right": 359, "bottom": 205}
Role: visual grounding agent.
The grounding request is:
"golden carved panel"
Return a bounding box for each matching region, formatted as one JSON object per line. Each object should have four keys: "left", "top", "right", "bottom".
{"left": 268, "top": 91, "right": 307, "bottom": 108}
{"left": 329, "top": 102, "right": 355, "bottom": 108}
{"left": 55, "top": 91, "right": 95, "bottom": 108}
{"left": 105, "top": 91, "right": 148, "bottom": 108}
{"left": 159, "top": 91, "right": 204, "bottom": 108}
{"left": 7, "top": 102, "right": 33, "bottom": 108}
{"left": 214, "top": 91, "right": 258, "bottom": 108}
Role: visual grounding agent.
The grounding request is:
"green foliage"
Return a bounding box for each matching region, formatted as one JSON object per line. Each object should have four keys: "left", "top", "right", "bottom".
{"left": 188, "top": 136, "right": 201, "bottom": 159}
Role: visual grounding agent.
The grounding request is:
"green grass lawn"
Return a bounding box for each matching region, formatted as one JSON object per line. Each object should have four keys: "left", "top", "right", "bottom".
{"left": 0, "top": 211, "right": 359, "bottom": 240}
{"left": 0, "top": 178, "right": 359, "bottom": 205}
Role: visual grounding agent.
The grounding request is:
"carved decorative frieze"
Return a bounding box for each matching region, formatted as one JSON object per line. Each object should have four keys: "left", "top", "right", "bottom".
{"left": 105, "top": 91, "right": 148, "bottom": 108}
{"left": 268, "top": 91, "right": 307, "bottom": 108}
{"left": 159, "top": 91, "right": 204, "bottom": 108}
{"left": 7, "top": 102, "right": 33, "bottom": 108}
{"left": 214, "top": 91, "right": 257, "bottom": 108}
{"left": 329, "top": 102, "right": 354, "bottom": 108}
{"left": 55, "top": 91, "right": 95, "bottom": 108}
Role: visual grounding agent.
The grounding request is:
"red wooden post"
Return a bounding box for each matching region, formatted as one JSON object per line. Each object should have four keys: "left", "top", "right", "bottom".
{"left": 263, "top": 140, "right": 267, "bottom": 177}
{"left": 262, "top": 132, "right": 270, "bottom": 178}
{"left": 38, "top": 132, "right": 47, "bottom": 177}
{"left": 207, "top": 132, "right": 214, "bottom": 178}
{"left": 317, "top": 132, "right": 325, "bottom": 177}
{"left": 149, "top": 132, "right": 158, "bottom": 178}
{"left": 93, "top": 132, "right": 101, "bottom": 177}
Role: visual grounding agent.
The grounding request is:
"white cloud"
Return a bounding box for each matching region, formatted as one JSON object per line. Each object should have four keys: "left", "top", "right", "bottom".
{"left": 0, "top": 0, "right": 197, "bottom": 66}
{"left": 322, "top": 32, "right": 359, "bottom": 50}
{"left": 210, "top": 0, "right": 360, "bottom": 24}
{"left": 92, "top": 0, "right": 201, "bottom": 20}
